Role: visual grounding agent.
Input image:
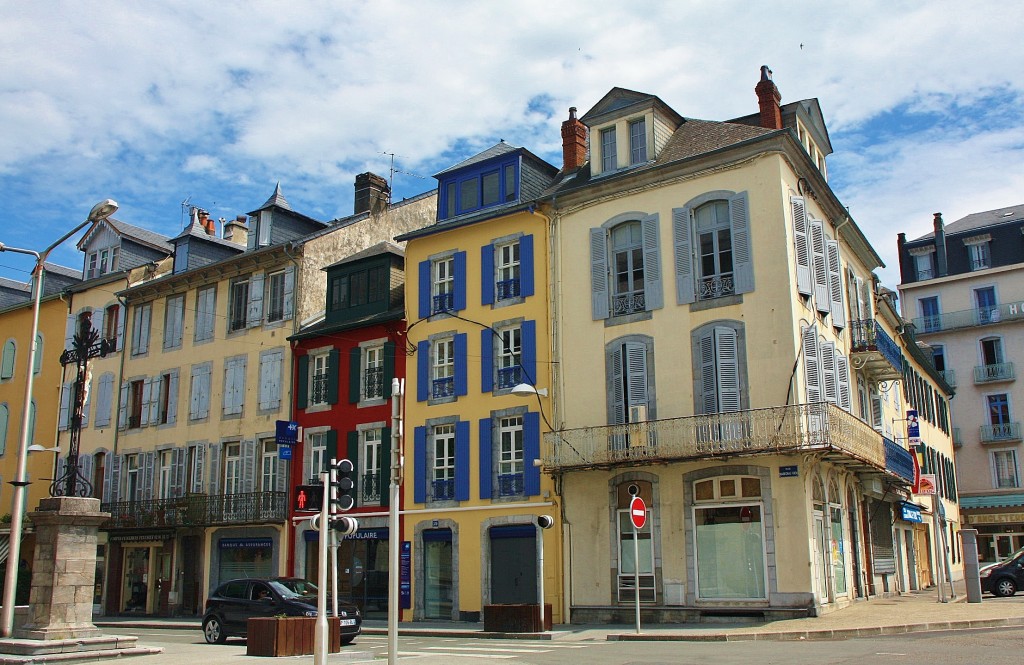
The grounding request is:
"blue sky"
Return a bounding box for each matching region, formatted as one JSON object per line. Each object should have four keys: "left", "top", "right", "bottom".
{"left": 1, "top": 1, "right": 1022, "bottom": 291}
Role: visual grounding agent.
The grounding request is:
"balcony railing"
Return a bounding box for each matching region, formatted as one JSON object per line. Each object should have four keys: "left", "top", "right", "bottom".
{"left": 543, "top": 403, "right": 903, "bottom": 478}
{"left": 980, "top": 423, "right": 1022, "bottom": 443}
{"left": 432, "top": 292, "right": 454, "bottom": 314}
{"left": 102, "top": 491, "right": 288, "bottom": 529}
{"left": 432, "top": 478, "right": 455, "bottom": 501}
{"left": 361, "top": 472, "right": 381, "bottom": 504}
{"left": 364, "top": 366, "right": 385, "bottom": 400}
{"left": 612, "top": 292, "right": 645, "bottom": 316}
{"left": 849, "top": 319, "right": 903, "bottom": 380}
{"left": 912, "top": 302, "right": 1024, "bottom": 334}
{"left": 698, "top": 274, "right": 735, "bottom": 300}
{"left": 497, "top": 366, "right": 521, "bottom": 390}
{"left": 432, "top": 377, "right": 455, "bottom": 399}
{"left": 311, "top": 372, "right": 330, "bottom": 405}
{"left": 974, "top": 362, "right": 1015, "bottom": 384}
{"left": 939, "top": 369, "right": 956, "bottom": 387}
{"left": 496, "top": 278, "right": 521, "bottom": 301}
{"left": 498, "top": 472, "right": 525, "bottom": 497}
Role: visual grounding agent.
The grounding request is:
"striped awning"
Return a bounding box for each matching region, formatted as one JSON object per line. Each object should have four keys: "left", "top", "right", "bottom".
{"left": 959, "top": 494, "right": 1024, "bottom": 509}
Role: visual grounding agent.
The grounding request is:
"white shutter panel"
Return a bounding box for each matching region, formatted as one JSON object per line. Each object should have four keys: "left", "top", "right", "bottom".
{"left": 270, "top": 351, "right": 282, "bottom": 409}
{"left": 241, "top": 439, "right": 257, "bottom": 493}
{"left": 590, "top": 228, "right": 610, "bottom": 320}
{"left": 810, "top": 221, "right": 830, "bottom": 313}
{"left": 80, "top": 454, "right": 94, "bottom": 495}
{"left": 91, "top": 308, "right": 104, "bottom": 344}
{"left": 174, "top": 297, "right": 184, "bottom": 346}
{"left": 247, "top": 273, "right": 265, "bottom": 328}
{"left": 803, "top": 325, "right": 821, "bottom": 403}
{"left": 171, "top": 447, "right": 185, "bottom": 497}
{"left": 118, "top": 382, "right": 129, "bottom": 430}
{"left": 96, "top": 373, "right": 113, "bottom": 427}
{"left": 223, "top": 360, "right": 235, "bottom": 415}
{"left": 822, "top": 341, "right": 837, "bottom": 405}
{"left": 826, "top": 240, "right": 845, "bottom": 328}
{"left": 640, "top": 215, "right": 663, "bottom": 310}
{"left": 142, "top": 451, "right": 156, "bottom": 501}
{"left": 115, "top": 304, "right": 125, "bottom": 352}
{"left": 870, "top": 385, "right": 883, "bottom": 430}
{"left": 858, "top": 276, "right": 873, "bottom": 320}
{"left": 109, "top": 454, "right": 122, "bottom": 502}
{"left": 729, "top": 192, "right": 754, "bottom": 294}
{"left": 836, "top": 354, "right": 851, "bottom": 412}
{"left": 58, "top": 382, "right": 71, "bottom": 431}
{"left": 139, "top": 305, "right": 151, "bottom": 354}
{"left": 792, "top": 196, "right": 812, "bottom": 296}
{"left": 259, "top": 352, "right": 273, "bottom": 410}
{"left": 673, "top": 206, "right": 696, "bottom": 305}
{"left": 208, "top": 443, "right": 221, "bottom": 495}
{"left": 194, "top": 443, "right": 207, "bottom": 494}
{"left": 102, "top": 454, "right": 113, "bottom": 503}
{"left": 715, "top": 328, "right": 741, "bottom": 412}
{"left": 283, "top": 266, "right": 295, "bottom": 320}
{"left": 199, "top": 365, "right": 211, "bottom": 419}
{"left": 140, "top": 377, "right": 152, "bottom": 426}
{"left": 167, "top": 370, "right": 179, "bottom": 424}
{"left": 699, "top": 333, "right": 717, "bottom": 414}
{"left": 64, "top": 314, "right": 76, "bottom": 351}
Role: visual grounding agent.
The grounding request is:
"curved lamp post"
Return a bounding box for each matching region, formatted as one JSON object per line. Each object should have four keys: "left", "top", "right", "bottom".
{"left": 0, "top": 199, "right": 117, "bottom": 636}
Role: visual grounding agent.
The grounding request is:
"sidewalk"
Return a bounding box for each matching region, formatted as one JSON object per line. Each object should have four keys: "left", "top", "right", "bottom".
{"left": 95, "top": 584, "right": 1024, "bottom": 643}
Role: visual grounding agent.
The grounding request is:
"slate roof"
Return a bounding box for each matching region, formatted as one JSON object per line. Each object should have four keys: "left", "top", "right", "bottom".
{"left": 173, "top": 217, "right": 246, "bottom": 252}
{"left": 41, "top": 262, "right": 83, "bottom": 279}
{"left": 101, "top": 218, "right": 174, "bottom": 253}
{"left": 434, "top": 141, "right": 520, "bottom": 177}
{"left": 287, "top": 306, "right": 405, "bottom": 341}
{"left": 0, "top": 277, "right": 30, "bottom": 293}
{"left": 324, "top": 241, "right": 404, "bottom": 270}
{"left": 912, "top": 204, "right": 1024, "bottom": 241}
{"left": 255, "top": 182, "right": 292, "bottom": 211}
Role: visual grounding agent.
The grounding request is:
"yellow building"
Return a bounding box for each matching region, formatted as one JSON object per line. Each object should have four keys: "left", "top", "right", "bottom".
{"left": 541, "top": 70, "right": 957, "bottom": 622}
{"left": 398, "top": 142, "right": 562, "bottom": 624}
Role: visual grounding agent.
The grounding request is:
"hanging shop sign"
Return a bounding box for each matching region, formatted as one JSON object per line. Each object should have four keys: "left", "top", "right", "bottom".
{"left": 899, "top": 502, "right": 924, "bottom": 523}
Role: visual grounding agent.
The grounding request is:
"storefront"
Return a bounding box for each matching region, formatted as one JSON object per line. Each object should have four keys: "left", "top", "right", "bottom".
{"left": 894, "top": 501, "right": 925, "bottom": 592}
{"left": 208, "top": 527, "right": 283, "bottom": 593}
{"left": 959, "top": 496, "right": 1024, "bottom": 564}
{"left": 106, "top": 530, "right": 174, "bottom": 616}
{"left": 303, "top": 525, "right": 392, "bottom": 618}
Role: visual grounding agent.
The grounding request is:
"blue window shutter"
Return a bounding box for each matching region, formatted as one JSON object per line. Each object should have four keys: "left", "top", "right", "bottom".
{"left": 455, "top": 420, "right": 470, "bottom": 501}
{"left": 673, "top": 206, "right": 696, "bottom": 304}
{"left": 417, "top": 341, "right": 429, "bottom": 402}
{"left": 454, "top": 332, "right": 468, "bottom": 396}
{"left": 478, "top": 418, "right": 492, "bottom": 499}
{"left": 524, "top": 411, "right": 541, "bottom": 496}
{"left": 413, "top": 426, "right": 426, "bottom": 503}
{"left": 480, "top": 329, "right": 493, "bottom": 393}
{"left": 521, "top": 320, "right": 537, "bottom": 386}
{"left": 641, "top": 214, "right": 663, "bottom": 310}
{"left": 453, "top": 251, "right": 467, "bottom": 311}
{"left": 418, "top": 260, "right": 431, "bottom": 319}
{"left": 520, "top": 234, "right": 535, "bottom": 297}
{"left": 729, "top": 191, "right": 754, "bottom": 294}
{"left": 590, "top": 228, "right": 609, "bottom": 320}
{"left": 481, "top": 244, "right": 495, "bottom": 306}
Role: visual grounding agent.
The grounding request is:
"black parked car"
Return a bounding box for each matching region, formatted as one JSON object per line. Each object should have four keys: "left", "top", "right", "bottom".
{"left": 202, "top": 577, "right": 361, "bottom": 644}
{"left": 980, "top": 546, "right": 1024, "bottom": 597}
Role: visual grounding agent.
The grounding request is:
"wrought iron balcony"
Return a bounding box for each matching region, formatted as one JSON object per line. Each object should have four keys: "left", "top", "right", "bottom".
{"left": 849, "top": 319, "right": 903, "bottom": 381}
{"left": 361, "top": 472, "right": 382, "bottom": 504}
{"left": 612, "top": 292, "right": 646, "bottom": 316}
{"left": 980, "top": 422, "right": 1022, "bottom": 444}
{"left": 952, "top": 427, "right": 962, "bottom": 447}
{"left": 102, "top": 491, "right": 288, "bottom": 529}
{"left": 364, "top": 366, "right": 385, "bottom": 400}
{"left": 310, "top": 372, "right": 330, "bottom": 405}
{"left": 498, "top": 472, "right": 525, "bottom": 497}
{"left": 912, "top": 302, "right": 1024, "bottom": 335}
{"left": 432, "top": 478, "right": 455, "bottom": 501}
{"left": 939, "top": 369, "right": 956, "bottom": 387}
{"left": 497, "top": 366, "right": 522, "bottom": 389}
{"left": 496, "top": 278, "right": 521, "bottom": 301}
{"left": 974, "top": 362, "right": 1015, "bottom": 384}
{"left": 432, "top": 292, "right": 454, "bottom": 314}
{"left": 432, "top": 377, "right": 455, "bottom": 399}
{"left": 543, "top": 403, "right": 908, "bottom": 481}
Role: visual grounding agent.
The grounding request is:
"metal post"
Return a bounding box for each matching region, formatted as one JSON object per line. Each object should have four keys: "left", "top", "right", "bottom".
{"left": 537, "top": 522, "right": 544, "bottom": 632}
{"left": 633, "top": 521, "right": 641, "bottom": 634}
{"left": 932, "top": 494, "right": 947, "bottom": 603}
{"left": 388, "top": 378, "right": 403, "bottom": 665}
{"left": 314, "top": 470, "right": 329, "bottom": 665}
{"left": 330, "top": 529, "right": 339, "bottom": 619}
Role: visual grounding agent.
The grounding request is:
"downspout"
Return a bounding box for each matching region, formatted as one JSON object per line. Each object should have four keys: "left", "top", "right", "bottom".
{"left": 282, "top": 240, "right": 304, "bottom": 577}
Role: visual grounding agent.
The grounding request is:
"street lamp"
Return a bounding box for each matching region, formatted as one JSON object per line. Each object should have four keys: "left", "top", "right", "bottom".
{"left": 0, "top": 199, "right": 118, "bottom": 637}
{"left": 511, "top": 383, "right": 548, "bottom": 397}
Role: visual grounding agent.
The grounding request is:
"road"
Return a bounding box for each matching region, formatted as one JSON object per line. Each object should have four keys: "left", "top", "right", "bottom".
{"left": 117, "top": 625, "right": 1024, "bottom": 665}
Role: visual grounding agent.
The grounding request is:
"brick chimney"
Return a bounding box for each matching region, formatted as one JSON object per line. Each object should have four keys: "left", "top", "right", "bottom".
{"left": 561, "top": 106, "right": 588, "bottom": 172}
{"left": 932, "top": 212, "right": 948, "bottom": 277}
{"left": 223, "top": 215, "right": 248, "bottom": 246}
{"left": 755, "top": 65, "right": 783, "bottom": 130}
{"left": 198, "top": 210, "right": 216, "bottom": 236}
{"left": 354, "top": 172, "right": 390, "bottom": 215}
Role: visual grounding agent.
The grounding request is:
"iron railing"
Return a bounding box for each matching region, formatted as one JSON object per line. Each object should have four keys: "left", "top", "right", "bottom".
{"left": 432, "top": 292, "right": 454, "bottom": 314}
{"left": 543, "top": 403, "right": 895, "bottom": 474}
{"left": 849, "top": 319, "right": 903, "bottom": 371}
{"left": 497, "top": 366, "right": 521, "bottom": 389}
{"left": 361, "top": 472, "right": 382, "bottom": 504}
{"left": 432, "top": 377, "right": 455, "bottom": 399}
{"left": 102, "top": 491, "right": 288, "bottom": 529}
{"left": 980, "top": 423, "right": 1022, "bottom": 443}
{"left": 364, "top": 366, "right": 385, "bottom": 400}
{"left": 612, "top": 292, "right": 645, "bottom": 316}
{"left": 311, "top": 372, "right": 330, "bottom": 405}
{"left": 698, "top": 274, "right": 735, "bottom": 300}
{"left": 498, "top": 472, "right": 525, "bottom": 497}
{"left": 974, "top": 362, "right": 1015, "bottom": 384}
{"left": 497, "top": 278, "right": 521, "bottom": 300}
{"left": 432, "top": 478, "right": 455, "bottom": 501}
{"left": 912, "top": 302, "right": 1024, "bottom": 334}
{"left": 939, "top": 369, "right": 956, "bottom": 387}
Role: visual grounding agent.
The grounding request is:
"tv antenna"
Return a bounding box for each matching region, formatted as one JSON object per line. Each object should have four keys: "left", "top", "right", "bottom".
{"left": 381, "top": 151, "right": 426, "bottom": 197}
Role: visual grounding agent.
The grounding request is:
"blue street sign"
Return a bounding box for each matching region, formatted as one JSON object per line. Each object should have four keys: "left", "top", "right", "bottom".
{"left": 279, "top": 445, "right": 292, "bottom": 461}
{"left": 276, "top": 420, "right": 300, "bottom": 446}
{"left": 779, "top": 465, "right": 799, "bottom": 477}
{"left": 907, "top": 410, "right": 920, "bottom": 440}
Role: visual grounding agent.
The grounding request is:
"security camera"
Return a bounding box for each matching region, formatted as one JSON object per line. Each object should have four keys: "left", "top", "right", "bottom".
{"left": 537, "top": 515, "right": 554, "bottom": 529}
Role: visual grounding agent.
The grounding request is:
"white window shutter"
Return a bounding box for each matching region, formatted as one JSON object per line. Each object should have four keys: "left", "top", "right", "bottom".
{"left": 640, "top": 215, "right": 663, "bottom": 310}
{"left": 91, "top": 308, "right": 104, "bottom": 343}
{"left": 139, "top": 305, "right": 151, "bottom": 353}
{"left": 208, "top": 443, "right": 221, "bottom": 495}
{"left": 58, "top": 382, "right": 71, "bottom": 431}
{"left": 810, "top": 221, "right": 830, "bottom": 313}
{"left": 96, "top": 373, "right": 113, "bottom": 427}
{"left": 858, "top": 276, "right": 873, "bottom": 320}
{"left": 199, "top": 365, "right": 211, "bottom": 419}
{"left": 791, "top": 196, "right": 812, "bottom": 296}
{"left": 115, "top": 304, "right": 125, "bottom": 352}
{"left": 590, "top": 228, "right": 610, "bottom": 320}
{"left": 715, "top": 327, "right": 741, "bottom": 413}
{"left": 672, "top": 206, "right": 696, "bottom": 305}
{"left": 728, "top": 192, "right": 754, "bottom": 295}
{"left": 118, "top": 382, "right": 129, "bottom": 430}
{"left": 822, "top": 341, "right": 837, "bottom": 405}
{"left": 194, "top": 443, "right": 207, "bottom": 494}
{"left": 283, "top": 266, "right": 295, "bottom": 320}
{"left": 802, "top": 325, "right": 821, "bottom": 403}
{"left": 247, "top": 273, "right": 265, "bottom": 328}
{"left": 836, "top": 354, "right": 851, "bottom": 411}
{"left": 190, "top": 367, "right": 202, "bottom": 420}
{"left": 171, "top": 447, "right": 185, "bottom": 497}
{"left": 64, "top": 314, "right": 76, "bottom": 351}
{"left": 142, "top": 451, "right": 156, "bottom": 500}
{"left": 826, "top": 240, "right": 845, "bottom": 328}
{"left": 140, "top": 377, "right": 152, "bottom": 426}
{"left": 223, "top": 360, "right": 235, "bottom": 415}
{"left": 241, "top": 439, "right": 256, "bottom": 493}
{"left": 259, "top": 353, "right": 272, "bottom": 410}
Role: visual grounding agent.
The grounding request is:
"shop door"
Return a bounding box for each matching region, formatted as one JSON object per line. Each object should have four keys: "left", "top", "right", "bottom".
{"left": 489, "top": 526, "right": 537, "bottom": 604}
{"left": 122, "top": 547, "right": 150, "bottom": 613}
{"left": 423, "top": 529, "right": 453, "bottom": 619}
{"left": 914, "top": 526, "right": 933, "bottom": 587}
{"left": 339, "top": 535, "right": 390, "bottom": 618}
{"left": 813, "top": 513, "right": 829, "bottom": 602}
{"left": 181, "top": 536, "right": 202, "bottom": 615}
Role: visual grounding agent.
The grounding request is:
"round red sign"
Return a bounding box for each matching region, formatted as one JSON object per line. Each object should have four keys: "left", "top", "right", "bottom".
{"left": 629, "top": 496, "right": 647, "bottom": 529}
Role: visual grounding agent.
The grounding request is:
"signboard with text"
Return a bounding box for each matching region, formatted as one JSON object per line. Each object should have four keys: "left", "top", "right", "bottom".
{"left": 907, "top": 410, "right": 920, "bottom": 443}
{"left": 276, "top": 420, "right": 300, "bottom": 446}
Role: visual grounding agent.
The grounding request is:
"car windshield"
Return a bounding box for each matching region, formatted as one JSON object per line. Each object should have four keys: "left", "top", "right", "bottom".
{"left": 268, "top": 579, "right": 319, "bottom": 600}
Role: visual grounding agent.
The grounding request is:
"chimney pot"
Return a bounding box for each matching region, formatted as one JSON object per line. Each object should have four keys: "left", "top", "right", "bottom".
{"left": 755, "top": 65, "right": 783, "bottom": 130}
{"left": 561, "top": 106, "right": 588, "bottom": 173}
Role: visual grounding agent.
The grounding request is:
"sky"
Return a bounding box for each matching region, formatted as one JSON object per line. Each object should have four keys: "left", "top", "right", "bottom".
{"left": 1, "top": 1, "right": 1022, "bottom": 291}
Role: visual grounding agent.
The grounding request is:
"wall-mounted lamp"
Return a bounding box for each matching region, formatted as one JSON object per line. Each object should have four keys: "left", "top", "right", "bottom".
{"left": 511, "top": 383, "right": 548, "bottom": 397}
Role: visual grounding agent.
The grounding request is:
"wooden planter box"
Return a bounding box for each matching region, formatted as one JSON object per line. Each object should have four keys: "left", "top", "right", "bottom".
{"left": 246, "top": 616, "right": 341, "bottom": 656}
{"left": 483, "top": 604, "right": 552, "bottom": 632}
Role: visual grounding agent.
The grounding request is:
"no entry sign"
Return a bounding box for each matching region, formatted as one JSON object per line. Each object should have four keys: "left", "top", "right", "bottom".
{"left": 629, "top": 496, "right": 647, "bottom": 529}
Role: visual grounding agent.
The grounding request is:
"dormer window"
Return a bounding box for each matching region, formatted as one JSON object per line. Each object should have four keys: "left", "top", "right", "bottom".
{"left": 438, "top": 158, "right": 518, "bottom": 221}
{"left": 600, "top": 128, "right": 617, "bottom": 171}
{"left": 86, "top": 245, "right": 119, "bottom": 279}
{"left": 629, "top": 119, "right": 647, "bottom": 164}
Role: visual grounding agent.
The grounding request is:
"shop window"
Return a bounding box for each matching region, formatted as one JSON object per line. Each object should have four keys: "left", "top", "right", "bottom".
{"left": 692, "top": 475, "right": 766, "bottom": 600}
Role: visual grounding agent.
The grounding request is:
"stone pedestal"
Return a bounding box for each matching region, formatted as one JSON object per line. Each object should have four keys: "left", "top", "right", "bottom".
{"left": 13, "top": 497, "right": 109, "bottom": 641}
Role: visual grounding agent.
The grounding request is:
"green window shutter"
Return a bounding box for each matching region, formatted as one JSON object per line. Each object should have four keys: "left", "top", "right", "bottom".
{"left": 383, "top": 341, "right": 395, "bottom": 390}
{"left": 379, "top": 428, "right": 391, "bottom": 507}
{"left": 326, "top": 430, "right": 338, "bottom": 468}
{"left": 327, "top": 348, "right": 340, "bottom": 405}
{"left": 349, "top": 347, "right": 362, "bottom": 404}
{"left": 347, "top": 430, "right": 360, "bottom": 508}
{"left": 297, "top": 355, "right": 309, "bottom": 409}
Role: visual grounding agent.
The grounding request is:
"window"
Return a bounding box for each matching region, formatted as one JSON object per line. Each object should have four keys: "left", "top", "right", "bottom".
{"left": 993, "top": 450, "right": 1020, "bottom": 488}
{"left": 496, "top": 241, "right": 520, "bottom": 300}
{"left": 601, "top": 127, "right": 617, "bottom": 171}
{"left": 360, "top": 429, "right": 383, "bottom": 504}
{"left": 419, "top": 252, "right": 466, "bottom": 317}
{"left": 156, "top": 372, "right": 173, "bottom": 424}
{"left": 93, "top": 452, "right": 105, "bottom": 501}
{"left": 692, "top": 475, "right": 766, "bottom": 600}
{"left": 223, "top": 442, "right": 241, "bottom": 495}
{"left": 124, "top": 454, "right": 140, "bottom": 501}
{"left": 919, "top": 296, "right": 941, "bottom": 333}
{"left": 496, "top": 326, "right": 522, "bottom": 390}
{"left": 163, "top": 294, "right": 185, "bottom": 350}
{"left": 981, "top": 337, "right": 1004, "bottom": 368}
{"left": 674, "top": 193, "right": 752, "bottom": 306}
{"left": 130, "top": 303, "right": 152, "bottom": 356}
{"left": 932, "top": 345, "right": 946, "bottom": 372}
{"left": 914, "top": 253, "right": 935, "bottom": 280}
{"left": 437, "top": 160, "right": 519, "bottom": 220}
{"left": 189, "top": 362, "right": 212, "bottom": 421}
{"left": 310, "top": 353, "right": 330, "bottom": 406}
{"left": 261, "top": 440, "right": 278, "bottom": 491}
{"left": 307, "top": 431, "right": 328, "bottom": 484}
{"left": 431, "top": 338, "right": 455, "bottom": 400}
{"left": 432, "top": 256, "right": 454, "bottom": 313}
{"left": 975, "top": 287, "right": 998, "bottom": 324}
{"left": 158, "top": 450, "right": 173, "bottom": 499}
{"left": 127, "top": 379, "right": 144, "bottom": 429}
{"left": 497, "top": 416, "right": 524, "bottom": 497}
{"left": 194, "top": 285, "right": 217, "bottom": 342}
{"left": 611, "top": 222, "right": 646, "bottom": 315}
{"left": 266, "top": 270, "right": 286, "bottom": 323}
{"left": 104, "top": 304, "right": 121, "bottom": 351}
{"left": 432, "top": 424, "right": 456, "bottom": 501}
{"left": 608, "top": 337, "right": 655, "bottom": 450}
{"left": 482, "top": 235, "right": 534, "bottom": 305}
{"left": 363, "top": 345, "right": 385, "bottom": 401}
{"left": 259, "top": 349, "right": 283, "bottom": 411}
{"left": 629, "top": 119, "right": 647, "bottom": 164}
{"left": 967, "top": 239, "right": 991, "bottom": 270}
{"left": 696, "top": 326, "right": 741, "bottom": 414}
{"left": 482, "top": 321, "right": 536, "bottom": 394}
{"left": 86, "top": 246, "right": 119, "bottom": 279}
{"left": 1, "top": 340, "right": 14, "bottom": 380}
{"left": 329, "top": 265, "right": 387, "bottom": 314}
{"left": 222, "top": 356, "right": 246, "bottom": 416}
{"left": 228, "top": 278, "right": 249, "bottom": 332}
{"left": 616, "top": 481, "right": 655, "bottom": 602}
{"left": 801, "top": 325, "right": 852, "bottom": 413}
{"left": 988, "top": 394, "right": 1011, "bottom": 426}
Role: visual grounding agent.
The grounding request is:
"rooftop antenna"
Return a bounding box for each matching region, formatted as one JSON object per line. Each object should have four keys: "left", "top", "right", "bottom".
{"left": 381, "top": 151, "right": 426, "bottom": 201}
{"left": 180, "top": 196, "right": 192, "bottom": 228}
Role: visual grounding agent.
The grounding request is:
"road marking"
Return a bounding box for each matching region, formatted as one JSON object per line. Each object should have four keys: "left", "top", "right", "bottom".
{"left": 425, "top": 646, "right": 552, "bottom": 653}
{"left": 399, "top": 651, "right": 516, "bottom": 659}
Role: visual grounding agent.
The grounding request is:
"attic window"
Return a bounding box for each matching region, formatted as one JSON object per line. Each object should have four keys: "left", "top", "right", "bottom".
{"left": 438, "top": 159, "right": 518, "bottom": 221}
{"left": 86, "top": 245, "right": 119, "bottom": 279}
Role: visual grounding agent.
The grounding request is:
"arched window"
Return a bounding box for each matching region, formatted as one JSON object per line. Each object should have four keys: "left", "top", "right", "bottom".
{"left": 33, "top": 334, "right": 43, "bottom": 374}
{"left": 828, "top": 478, "right": 847, "bottom": 594}
{"left": 610, "top": 222, "right": 645, "bottom": 315}
{"left": 0, "top": 403, "right": 8, "bottom": 456}
{"left": 1, "top": 340, "right": 15, "bottom": 380}
{"left": 692, "top": 475, "right": 765, "bottom": 599}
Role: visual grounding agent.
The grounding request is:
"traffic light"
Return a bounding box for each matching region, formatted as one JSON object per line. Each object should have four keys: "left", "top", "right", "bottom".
{"left": 537, "top": 515, "right": 554, "bottom": 529}
{"left": 331, "top": 516, "right": 358, "bottom": 536}
{"left": 330, "top": 458, "right": 355, "bottom": 511}
{"left": 294, "top": 484, "right": 324, "bottom": 512}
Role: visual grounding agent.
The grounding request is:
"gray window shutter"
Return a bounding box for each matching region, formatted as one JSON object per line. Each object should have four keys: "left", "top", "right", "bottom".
{"left": 142, "top": 451, "right": 156, "bottom": 500}
{"left": 115, "top": 304, "right": 125, "bottom": 352}
{"left": 58, "top": 382, "right": 71, "bottom": 431}
{"left": 223, "top": 360, "right": 235, "bottom": 415}
{"left": 826, "top": 240, "right": 845, "bottom": 328}
{"left": 91, "top": 308, "right": 104, "bottom": 345}
{"left": 190, "top": 367, "right": 201, "bottom": 420}
{"left": 729, "top": 192, "right": 754, "bottom": 294}
{"left": 171, "top": 446, "right": 185, "bottom": 497}
{"left": 81, "top": 381, "right": 91, "bottom": 428}
{"left": 167, "top": 369, "right": 179, "bottom": 424}
{"left": 791, "top": 196, "right": 813, "bottom": 296}
{"left": 283, "top": 266, "right": 295, "bottom": 320}
{"left": 858, "top": 276, "right": 873, "bottom": 320}
{"left": 108, "top": 454, "right": 122, "bottom": 503}
{"left": 802, "top": 325, "right": 821, "bottom": 403}
{"left": 102, "top": 456, "right": 113, "bottom": 503}
{"left": 81, "top": 454, "right": 94, "bottom": 495}
{"left": 836, "top": 354, "right": 851, "bottom": 411}
{"left": 610, "top": 345, "right": 625, "bottom": 424}
{"left": 590, "top": 228, "right": 610, "bottom": 320}
{"left": 241, "top": 439, "right": 256, "bottom": 493}
{"left": 208, "top": 443, "right": 221, "bottom": 495}
{"left": 640, "top": 214, "right": 663, "bottom": 310}
{"left": 672, "top": 206, "right": 696, "bottom": 304}
{"left": 846, "top": 268, "right": 859, "bottom": 323}
{"left": 140, "top": 377, "right": 152, "bottom": 426}
{"left": 822, "top": 341, "right": 837, "bottom": 405}
{"left": 95, "top": 373, "right": 112, "bottom": 427}
{"left": 247, "top": 272, "right": 265, "bottom": 328}
{"left": 277, "top": 455, "right": 288, "bottom": 493}
{"left": 870, "top": 385, "right": 883, "bottom": 429}
{"left": 810, "top": 221, "right": 830, "bottom": 313}
{"left": 139, "top": 305, "right": 151, "bottom": 353}
{"left": 194, "top": 443, "right": 206, "bottom": 494}
{"left": 624, "top": 342, "right": 649, "bottom": 413}
{"left": 699, "top": 333, "right": 717, "bottom": 414}
{"left": 118, "top": 382, "right": 129, "bottom": 430}
{"left": 200, "top": 365, "right": 211, "bottom": 418}
{"left": 715, "top": 327, "right": 741, "bottom": 413}
{"left": 259, "top": 350, "right": 281, "bottom": 410}
{"left": 64, "top": 314, "right": 76, "bottom": 351}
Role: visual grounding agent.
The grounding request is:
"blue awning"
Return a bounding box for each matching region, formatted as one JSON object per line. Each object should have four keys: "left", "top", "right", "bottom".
{"left": 883, "top": 437, "right": 915, "bottom": 484}
{"left": 959, "top": 494, "right": 1024, "bottom": 509}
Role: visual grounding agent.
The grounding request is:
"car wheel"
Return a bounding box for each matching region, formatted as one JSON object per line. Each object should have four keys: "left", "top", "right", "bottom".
{"left": 203, "top": 616, "right": 228, "bottom": 644}
{"left": 340, "top": 636, "right": 355, "bottom": 646}
{"left": 994, "top": 578, "right": 1017, "bottom": 597}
